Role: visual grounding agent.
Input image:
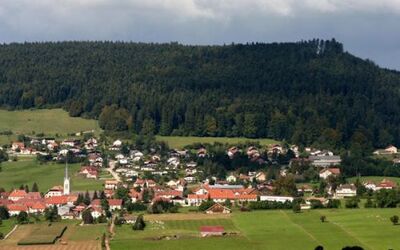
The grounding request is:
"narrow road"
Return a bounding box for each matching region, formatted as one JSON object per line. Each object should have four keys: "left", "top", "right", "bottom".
{"left": 106, "top": 160, "right": 121, "bottom": 182}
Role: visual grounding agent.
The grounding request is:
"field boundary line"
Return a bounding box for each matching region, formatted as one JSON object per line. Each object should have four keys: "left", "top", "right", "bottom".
{"left": 280, "top": 210, "right": 321, "bottom": 245}
{"left": 4, "top": 225, "right": 18, "bottom": 239}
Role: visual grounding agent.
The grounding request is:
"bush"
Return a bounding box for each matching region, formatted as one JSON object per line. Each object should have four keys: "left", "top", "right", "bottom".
{"left": 132, "top": 215, "right": 146, "bottom": 230}
{"left": 364, "top": 198, "right": 375, "bottom": 208}
{"left": 390, "top": 215, "right": 399, "bottom": 225}
{"left": 345, "top": 198, "right": 359, "bottom": 209}
{"left": 320, "top": 215, "right": 326, "bottom": 223}
{"left": 292, "top": 203, "right": 301, "bottom": 213}
{"left": 326, "top": 199, "right": 341, "bottom": 209}
{"left": 0, "top": 232, "right": 4, "bottom": 240}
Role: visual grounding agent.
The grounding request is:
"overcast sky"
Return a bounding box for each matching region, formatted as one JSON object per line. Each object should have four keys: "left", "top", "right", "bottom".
{"left": 1, "top": 0, "right": 399, "bottom": 70}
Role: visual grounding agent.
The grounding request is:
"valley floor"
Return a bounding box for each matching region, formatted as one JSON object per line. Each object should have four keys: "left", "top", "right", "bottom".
{"left": 110, "top": 209, "right": 400, "bottom": 250}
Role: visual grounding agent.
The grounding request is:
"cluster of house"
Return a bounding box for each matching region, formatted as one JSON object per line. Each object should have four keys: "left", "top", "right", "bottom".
{"left": 330, "top": 179, "right": 397, "bottom": 199}
{"left": 0, "top": 186, "right": 123, "bottom": 220}
{"left": 9, "top": 137, "right": 103, "bottom": 161}
{"left": 78, "top": 152, "right": 104, "bottom": 179}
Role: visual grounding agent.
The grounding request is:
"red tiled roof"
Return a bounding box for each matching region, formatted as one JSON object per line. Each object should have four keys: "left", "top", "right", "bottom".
{"left": 31, "top": 202, "right": 46, "bottom": 210}
{"left": 45, "top": 196, "right": 68, "bottom": 205}
{"left": 108, "top": 199, "right": 122, "bottom": 206}
{"left": 7, "top": 204, "right": 28, "bottom": 212}
{"left": 200, "top": 226, "right": 224, "bottom": 233}
{"left": 379, "top": 179, "right": 397, "bottom": 188}
{"left": 91, "top": 199, "right": 102, "bottom": 207}
{"left": 9, "top": 189, "right": 27, "bottom": 198}
{"left": 188, "top": 194, "right": 208, "bottom": 200}
{"left": 208, "top": 189, "right": 236, "bottom": 200}
{"left": 25, "top": 192, "right": 42, "bottom": 200}
{"left": 155, "top": 190, "right": 183, "bottom": 198}
{"left": 0, "top": 198, "right": 13, "bottom": 206}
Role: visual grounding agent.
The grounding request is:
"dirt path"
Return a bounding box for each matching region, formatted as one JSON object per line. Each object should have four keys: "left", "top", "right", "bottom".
{"left": 4, "top": 225, "right": 18, "bottom": 239}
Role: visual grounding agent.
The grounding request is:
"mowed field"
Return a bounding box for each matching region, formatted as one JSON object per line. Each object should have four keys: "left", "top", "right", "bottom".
{"left": 0, "top": 220, "right": 105, "bottom": 250}
{"left": 110, "top": 209, "right": 400, "bottom": 250}
{"left": 0, "top": 109, "right": 101, "bottom": 145}
{"left": 347, "top": 176, "right": 400, "bottom": 184}
{"left": 0, "top": 159, "right": 104, "bottom": 192}
{"left": 156, "top": 136, "right": 279, "bottom": 149}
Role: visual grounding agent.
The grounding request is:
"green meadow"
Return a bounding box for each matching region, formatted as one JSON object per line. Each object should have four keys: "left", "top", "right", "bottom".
{"left": 156, "top": 136, "right": 279, "bottom": 149}
{"left": 0, "top": 159, "right": 104, "bottom": 192}
{"left": 347, "top": 176, "right": 400, "bottom": 184}
{"left": 0, "top": 108, "right": 101, "bottom": 145}
{"left": 110, "top": 209, "right": 400, "bottom": 250}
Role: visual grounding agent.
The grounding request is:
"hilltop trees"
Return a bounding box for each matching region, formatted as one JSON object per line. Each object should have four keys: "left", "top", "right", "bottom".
{"left": 0, "top": 40, "right": 399, "bottom": 149}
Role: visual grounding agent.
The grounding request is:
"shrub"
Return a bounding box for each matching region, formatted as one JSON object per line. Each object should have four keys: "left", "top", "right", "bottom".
{"left": 390, "top": 215, "right": 399, "bottom": 225}
{"left": 132, "top": 215, "right": 145, "bottom": 230}
{"left": 320, "top": 215, "right": 326, "bottom": 223}
{"left": 345, "top": 198, "right": 359, "bottom": 209}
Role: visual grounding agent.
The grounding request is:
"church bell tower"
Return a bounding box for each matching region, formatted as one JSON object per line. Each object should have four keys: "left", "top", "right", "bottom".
{"left": 63, "top": 159, "right": 70, "bottom": 195}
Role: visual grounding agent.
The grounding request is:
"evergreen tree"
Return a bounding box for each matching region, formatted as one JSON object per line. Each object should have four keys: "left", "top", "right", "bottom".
{"left": 31, "top": 182, "right": 39, "bottom": 192}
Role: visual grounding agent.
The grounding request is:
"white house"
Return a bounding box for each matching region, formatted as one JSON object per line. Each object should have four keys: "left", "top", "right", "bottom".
{"left": 335, "top": 184, "right": 357, "bottom": 198}
{"left": 319, "top": 168, "right": 341, "bottom": 180}
{"left": 226, "top": 174, "right": 237, "bottom": 183}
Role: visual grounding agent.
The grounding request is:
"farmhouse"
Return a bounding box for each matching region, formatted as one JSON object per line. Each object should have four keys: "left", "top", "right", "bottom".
{"left": 373, "top": 145, "right": 398, "bottom": 155}
{"left": 8, "top": 189, "right": 27, "bottom": 201}
{"left": 45, "top": 186, "right": 64, "bottom": 198}
{"left": 105, "top": 180, "right": 119, "bottom": 190}
{"left": 205, "top": 203, "right": 231, "bottom": 214}
{"left": 108, "top": 199, "right": 123, "bottom": 211}
{"left": 335, "top": 184, "right": 357, "bottom": 198}
{"left": 8, "top": 204, "right": 28, "bottom": 216}
{"left": 123, "top": 214, "right": 137, "bottom": 224}
{"left": 187, "top": 194, "right": 208, "bottom": 206}
{"left": 309, "top": 155, "right": 341, "bottom": 167}
{"left": 11, "top": 142, "right": 25, "bottom": 151}
{"left": 200, "top": 226, "right": 225, "bottom": 237}
{"left": 319, "top": 168, "right": 341, "bottom": 180}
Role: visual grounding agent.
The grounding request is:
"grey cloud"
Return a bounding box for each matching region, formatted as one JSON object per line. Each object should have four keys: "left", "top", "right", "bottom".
{"left": 0, "top": 0, "right": 399, "bottom": 69}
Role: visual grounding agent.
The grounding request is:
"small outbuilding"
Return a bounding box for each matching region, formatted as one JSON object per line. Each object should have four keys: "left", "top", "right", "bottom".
{"left": 200, "top": 226, "right": 225, "bottom": 237}
{"left": 205, "top": 203, "right": 231, "bottom": 214}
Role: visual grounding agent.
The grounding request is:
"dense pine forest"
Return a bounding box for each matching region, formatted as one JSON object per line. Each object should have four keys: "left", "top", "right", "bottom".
{"left": 1, "top": 39, "right": 400, "bottom": 151}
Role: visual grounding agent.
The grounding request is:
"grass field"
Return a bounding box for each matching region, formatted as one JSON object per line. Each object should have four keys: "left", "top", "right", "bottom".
{"left": 110, "top": 209, "right": 400, "bottom": 250}
{"left": 156, "top": 136, "right": 279, "bottom": 149}
{"left": 0, "top": 109, "right": 101, "bottom": 145}
{"left": 347, "top": 176, "right": 400, "bottom": 184}
{"left": 0, "top": 220, "right": 104, "bottom": 250}
{"left": 18, "top": 224, "right": 67, "bottom": 245}
{"left": 0, "top": 160, "right": 104, "bottom": 192}
{"left": 0, "top": 218, "right": 16, "bottom": 237}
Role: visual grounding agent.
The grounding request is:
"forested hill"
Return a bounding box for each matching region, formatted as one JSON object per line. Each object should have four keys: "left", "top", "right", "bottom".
{"left": 0, "top": 39, "right": 400, "bottom": 150}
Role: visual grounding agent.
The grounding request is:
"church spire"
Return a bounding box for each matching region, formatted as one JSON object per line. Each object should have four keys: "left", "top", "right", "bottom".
{"left": 63, "top": 157, "right": 70, "bottom": 195}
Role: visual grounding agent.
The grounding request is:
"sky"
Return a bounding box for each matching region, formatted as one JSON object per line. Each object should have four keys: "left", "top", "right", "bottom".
{"left": 0, "top": 0, "right": 400, "bottom": 70}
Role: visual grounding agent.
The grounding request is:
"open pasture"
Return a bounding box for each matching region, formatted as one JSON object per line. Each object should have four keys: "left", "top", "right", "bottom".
{"left": 110, "top": 209, "right": 400, "bottom": 250}
{"left": 156, "top": 136, "right": 279, "bottom": 149}
{"left": 0, "top": 109, "right": 101, "bottom": 145}
{"left": 0, "top": 160, "right": 104, "bottom": 192}
{"left": 0, "top": 221, "right": 104, "bottom": 250}
{"left": 18, "top": 224, "right": 67, "bottom": 245}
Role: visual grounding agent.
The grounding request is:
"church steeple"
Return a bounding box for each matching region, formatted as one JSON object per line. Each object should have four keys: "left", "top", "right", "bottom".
{"left": 63, "top": 158, "right": 70, "bottom": 195}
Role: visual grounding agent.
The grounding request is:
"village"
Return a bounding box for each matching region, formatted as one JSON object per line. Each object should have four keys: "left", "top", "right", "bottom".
{"left": 1, "top": 134, "right": 399, "bottom": 227}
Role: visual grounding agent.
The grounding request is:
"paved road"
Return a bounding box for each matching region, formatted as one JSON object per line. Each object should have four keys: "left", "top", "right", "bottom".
{"left": 106, "top": 160, "right": 121, "bottom": 182}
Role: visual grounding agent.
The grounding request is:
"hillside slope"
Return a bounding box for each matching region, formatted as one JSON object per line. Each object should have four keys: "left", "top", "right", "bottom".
{"left": 0, "top": 39, "right": 400, "bottom": 149}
